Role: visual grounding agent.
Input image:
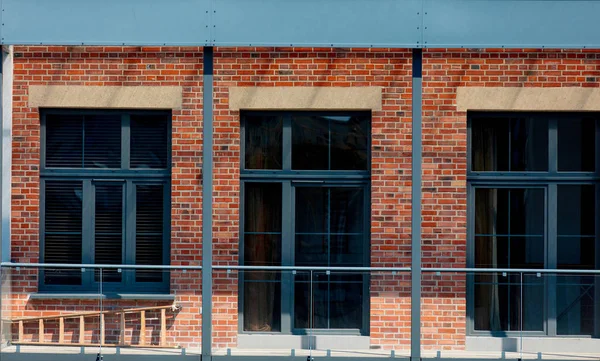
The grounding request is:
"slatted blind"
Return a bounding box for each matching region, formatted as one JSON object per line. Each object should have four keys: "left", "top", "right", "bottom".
{"left": 130, "top": 115, "right": 168, "bottom": 169}
{"left": 45, "top": 114, "right": 83, "bottom": 168}
{"left": 135, "top": 184, "right": 164, "bottom": 282}
{"left": 45, "top": 114, "right": 121, "bottom": 168}
{"left": 94, "top": 184, "right": 123, "bottom": 282}
{"left": 44, "top": 181, "right": 83, "bottom": 285}
{"left": 84, "top": 115, "right": 121, "bottom": 168}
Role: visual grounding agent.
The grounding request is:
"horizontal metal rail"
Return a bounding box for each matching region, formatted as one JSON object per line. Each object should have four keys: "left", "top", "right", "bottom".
{"left": 212, "top": 265, "right": 412, "bottom": 272}
{"left": 2, "top": 262, "right": 599, "bottom": 274}
{"left": 422, "top": 267, "right": 600, "bottom": 274}
{"left": 0, "top": 262, "right": 202, "bottom": 270}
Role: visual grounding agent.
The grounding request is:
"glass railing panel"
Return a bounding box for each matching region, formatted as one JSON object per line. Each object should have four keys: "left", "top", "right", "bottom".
{"left": 98, "top": 268, "right": 200, "bottom": 359}
{"left": 0, "top": 265, "right": 202, "bottom": 360}
{"left": 421, "top": 270, "right": 600, "bottom": 361}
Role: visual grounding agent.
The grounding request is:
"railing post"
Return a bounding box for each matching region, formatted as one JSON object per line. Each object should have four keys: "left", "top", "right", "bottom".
{"left": 79, "top": 316, "right": 84, "bottom": 344}
{"left": 140, "top": 311, "right": 146, "bottom": 346}
{"left": 201, "top": 45, "right": 214, "bottom": 361}
{"left": 59, "top": 317, "right": 65, "bottom": 344}
{"left": 410, "top": 47, "right": 423, "bottom": 361}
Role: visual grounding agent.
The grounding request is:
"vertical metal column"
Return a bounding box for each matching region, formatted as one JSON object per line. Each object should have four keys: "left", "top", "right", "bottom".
{"left": 410, "top": 48, "right": 423, "bottom": 361}
{"left": 201, "top": 46, "right": 214, "bottom": 361}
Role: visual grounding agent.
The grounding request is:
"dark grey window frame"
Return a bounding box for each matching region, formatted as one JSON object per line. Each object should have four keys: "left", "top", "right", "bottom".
{"left": 239, "top": 111, "right": 371, "bottom": 336}
{"left": 39, "top": 109, "right": 172, "bottom": 293}
{"left": 467, "top": 111, "right": 600, "bottom": 338}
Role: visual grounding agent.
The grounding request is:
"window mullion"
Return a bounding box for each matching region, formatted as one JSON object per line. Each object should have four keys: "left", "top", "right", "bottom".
{"left": 547, "top": 184, "right": 557, "bottom": 336}
{"left": 82, "top": 179, "right": 94, "bottom": 290}
{"left": 549, "top": 118, "right": 558, "bottom": 175}
{"left": 122, "top": 114, "right": 131, "bottom": 169}
{"left": 125, "top": 180, "right": 136, "bottom": 287}
{"left": 281, "top": 180, "right": 293, "bottom": 333}
{"left": 283, "top": 114, "right": 292, "bottom": 171}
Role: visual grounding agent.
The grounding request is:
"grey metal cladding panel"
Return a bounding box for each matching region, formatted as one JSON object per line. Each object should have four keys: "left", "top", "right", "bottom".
{"left": 2, "top": 0, "right": 210, "bottom": 45}
{"left": 423, "top": 0, "right": 600, "bottom": 48}
{"left": 213, "top": 0, "right": 422, "bottom": 47}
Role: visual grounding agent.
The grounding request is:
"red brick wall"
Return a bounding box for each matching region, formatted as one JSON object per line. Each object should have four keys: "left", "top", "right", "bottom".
{"left": 212, "top": 47, "right": 414, "bottom": 348}
{"left": 10, "top": 46, "right": 600, "bottom": 351}
{"left": 10, "top": 46, "right": 204, "bottom": 347}
{"left": 420, "top": 48, "right": 600, "bottom": 350}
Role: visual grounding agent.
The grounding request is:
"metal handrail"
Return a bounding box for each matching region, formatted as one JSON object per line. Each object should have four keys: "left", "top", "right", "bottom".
{"left": 0, "top": 262, "right": 202, "bottom": 270}
{"left": 422, "top": 267, "right": 600, "bottom": 274}
{"left": 2, "top": 262, "right": 600, "bottom": 274}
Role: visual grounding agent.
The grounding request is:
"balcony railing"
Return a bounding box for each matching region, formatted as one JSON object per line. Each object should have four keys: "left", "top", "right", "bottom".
{"left": 1, "top": 263, "right": 599, "bottom": 361}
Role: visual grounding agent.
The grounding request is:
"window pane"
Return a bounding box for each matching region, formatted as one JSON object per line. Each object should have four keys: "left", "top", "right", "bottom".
{"left": 329, "top": 281, "right": 363, "bottom": 329}
{"left": 509, "top": 188, "right": 545, "bottom": 236}
{"left": 475, "top": 236, "right": 509, "bottom": 268}
{"left": 557, "top": 275, "right": 595, "bottom": 335}
{"left": 474, "top": 275, "right": 544, "bottom": 331}
{"left": 471, "top": 117, "right": 547, "bottom": 171}
{"left": 295, "top": 234, "right": 327, "bottom": 266}
{"left": 330, "top": 187, "right": 364, "bottom": 234}
{"left": 475, "top": 188, "right": 509, "bottom": 235}
{"left": 330, "top": 235, "right": 363, "bottom": 267}
{"left": 45, "top": 114, "right": 83, "bottom": 168}
{"left": 474, "top": 188, "right": 544, "bottom": 236}
{"left": 130, "top": 115, "right": 169, "bottom": 169}
{"left": 557, "top": 230, "right": 595, "bottom": 336}
{"left": 475, "top": 236, "right": 543, "bottom": 269}
{"left": 292, "top": 114, "right": 369, "bottom": 170}
{"left": 558, "top": 118, "right": 595, "bottom": 172}
{"left": 558, "top": 185, "right": 595, "bottom": 236}
{"left": 244, "top": 280, "right": 281, "bottom": 332}
{"left": 330, "top": 115, "right": 368, "bottom": 170}
{"left": 244, "top": 234, "right": 281, "bottom": 266}
{"left": 292, "top": 115, "right": 329, "bottom": 170}
{"left": 295, "top": 187, "right": 327, "bottom": 233}
{"left": 294, "top": 275, "right": 363, "bottom": 330}
{"left": 471, "top": 119, "right": 509, "bottom": 171}
{"left": 94, "top": 184, "right": 123, "bottom": 283}
{"left": 244, "top": 183, "right": 282, "bottom": 233}
{"left": 294, "top": 278, "right": 328, "bottom": 329}
{"left": 135, "top": 184, "right": 165, "bottom": 282}
{"left": 244, "top": 115, "right": 283, "bottom": 169}
{"left": 84, "top": 115, "right": 121, "bottom": 168}
{"left": 510, "top": 118, "right": 548, "bottom": 171}
{"left": 44, "top": 181, "right": 82, "bottom": 285}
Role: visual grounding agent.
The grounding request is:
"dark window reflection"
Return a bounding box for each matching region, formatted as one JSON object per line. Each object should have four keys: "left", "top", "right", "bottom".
{"left": 292, "top": 114, "right": 368, "bottom": 170}
{"left": 471, "top": 117, "right": 547, "bottom": 171}
{"left": 558, "top": 185, "right": 595, "bottom": 236}
{"left": 474, "top": 279, "right": 544, "bottom": 332}
{"left": 294, "top": 186, "right": 365, "bottom": 330}
{"left": 243, "top": 183, "right": 282, "bottom": 331}
{"left": 474, "top": 187, "right": 545, "bottom": 332}
{"left": 294, "top": 274, "right": 363, "bottom": 330}
{"left": 558, "top": 118, "right": 595, "bottom": 172}
{"left": 557, "top": 185, "right": 596, "bottom": 336}
{"left": 244, "top": 115, "right": 283, "bottom": 170}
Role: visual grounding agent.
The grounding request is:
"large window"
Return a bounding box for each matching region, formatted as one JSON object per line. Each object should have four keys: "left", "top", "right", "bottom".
{"left": 40, "top": 110, "right": 171, "bottom": 292}
{"left": 468, "top": 113, "right": 600, "bottom": 337}
{"left": 241, "top": 112, "right": 370, "bottom": 334}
